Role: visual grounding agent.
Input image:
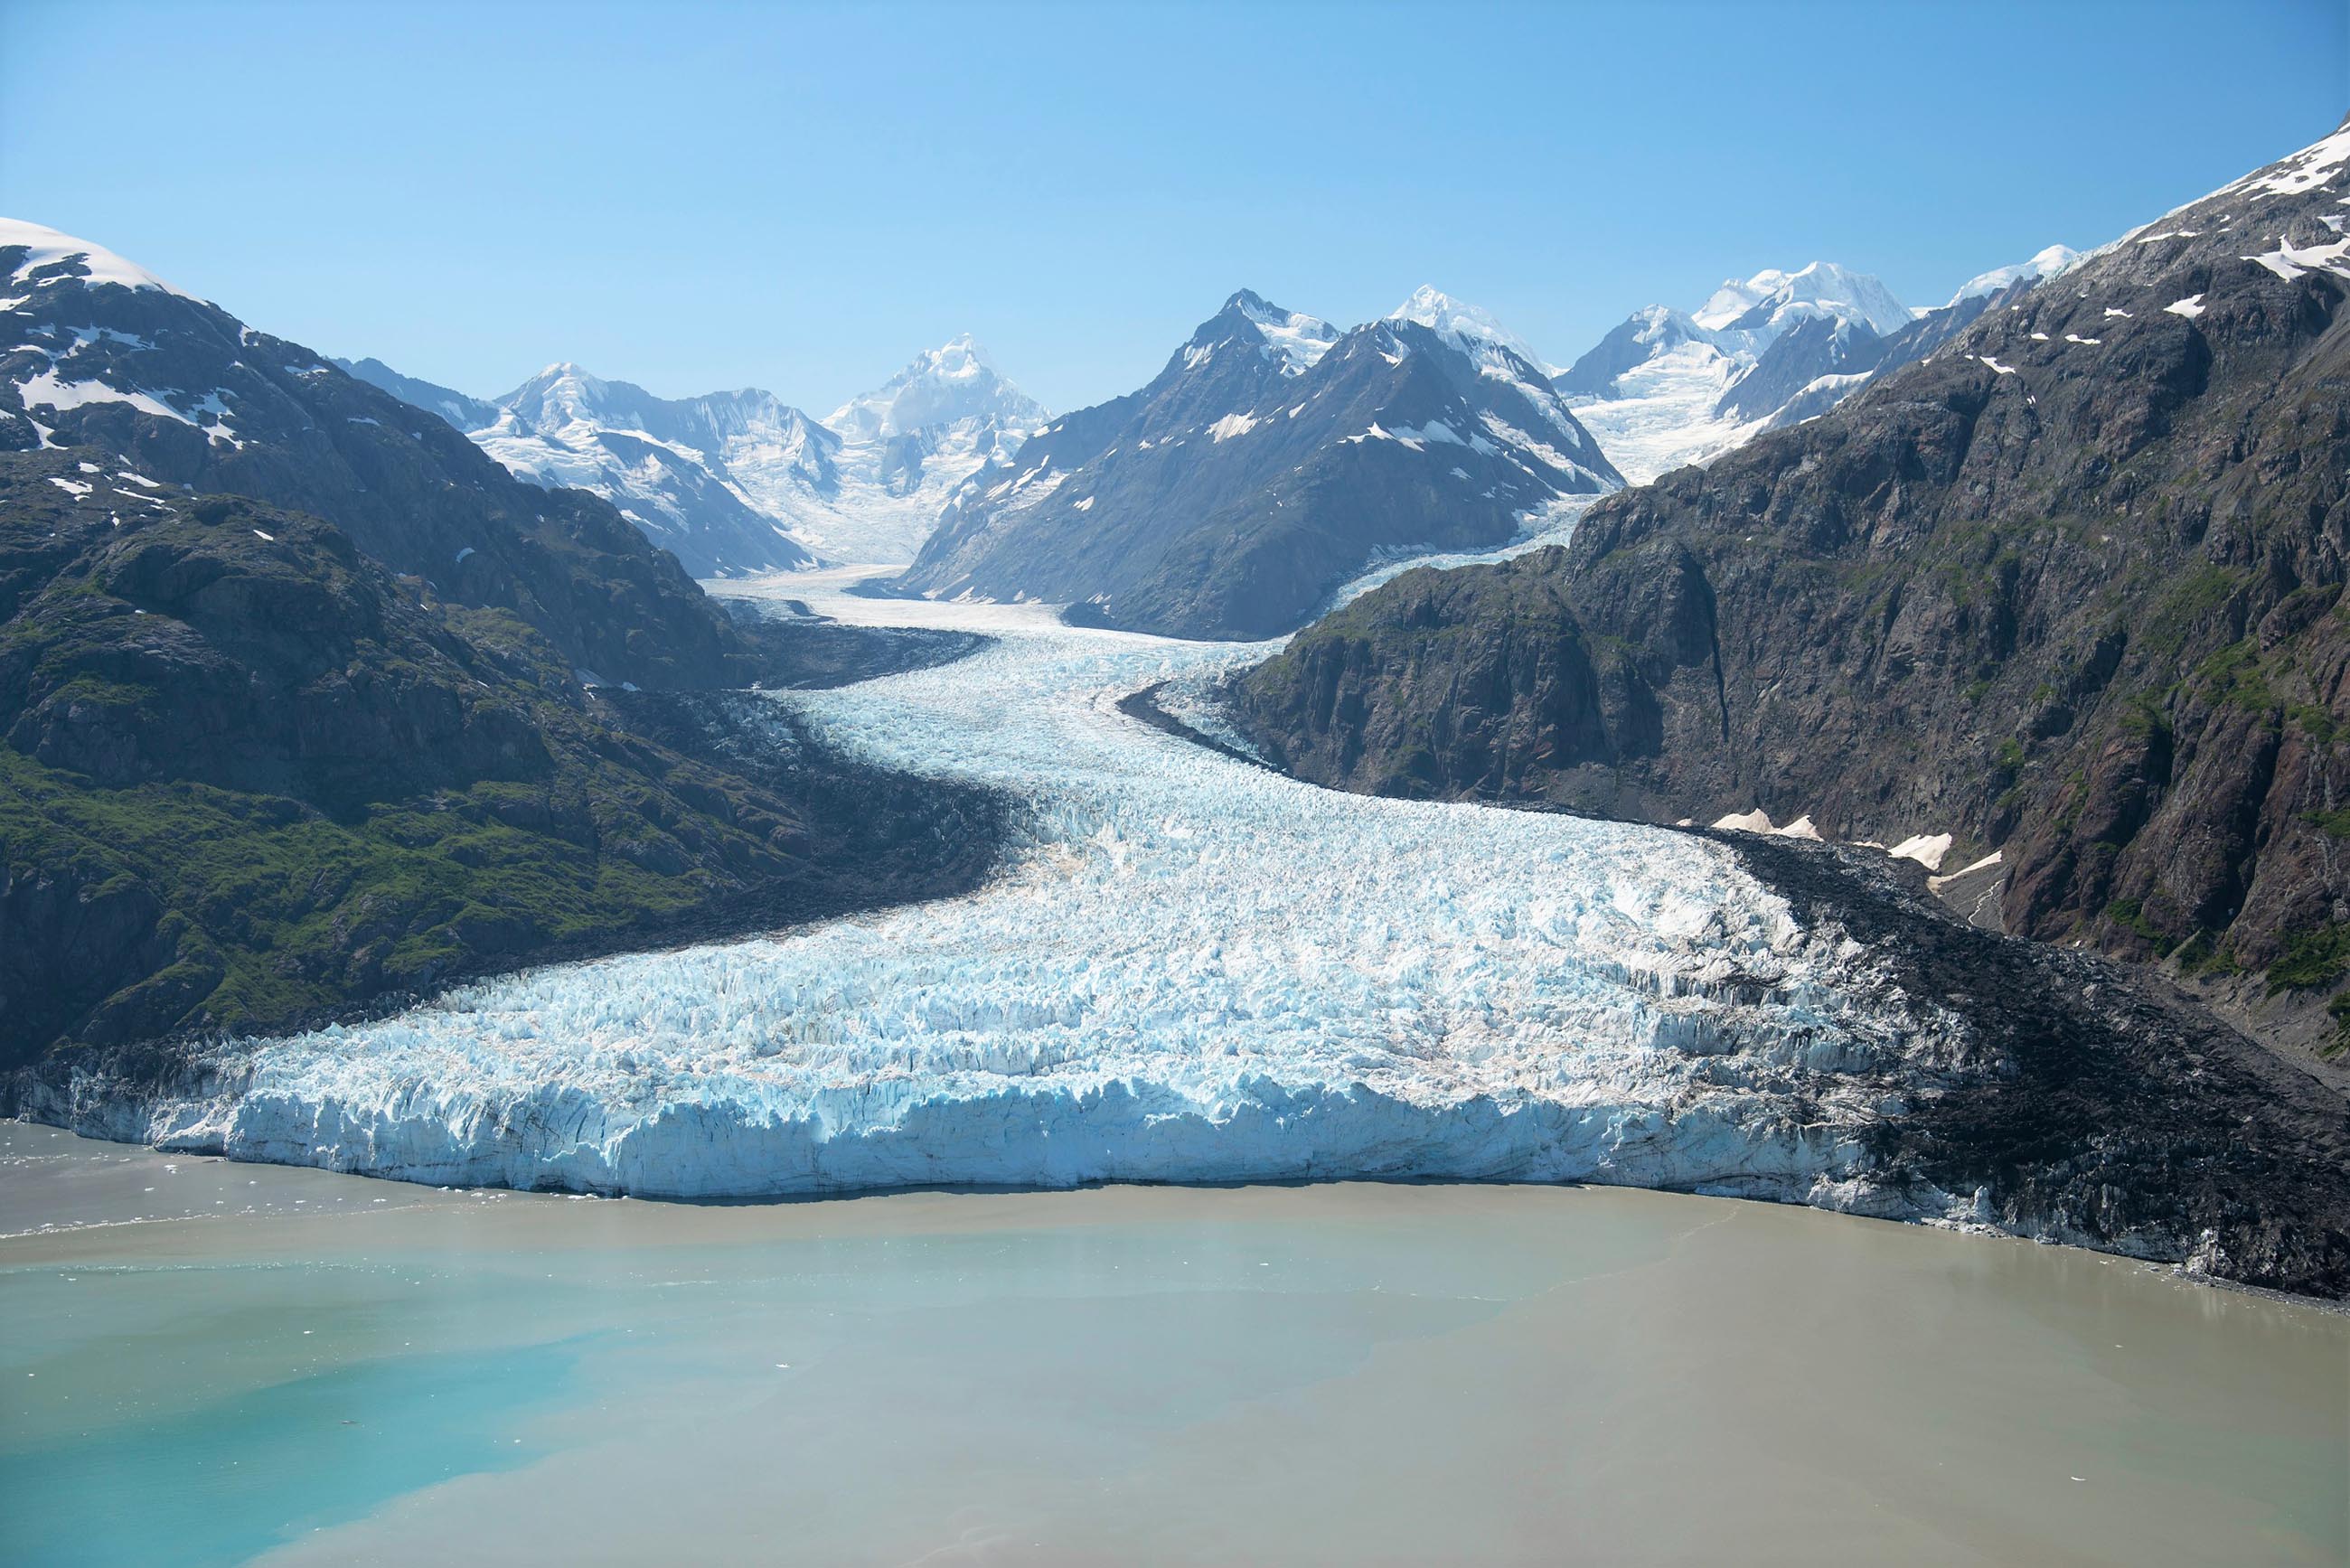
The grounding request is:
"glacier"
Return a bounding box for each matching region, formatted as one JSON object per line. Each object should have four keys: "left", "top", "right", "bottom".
{"left": 31, "top": 565, "right": 1981, "bottom": 1212}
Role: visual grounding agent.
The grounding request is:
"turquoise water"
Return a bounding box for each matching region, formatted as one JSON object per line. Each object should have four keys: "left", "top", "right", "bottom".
{"left": 3, "top": 1122, "right": 2344, "bottom": 1565}
{"left": 4, "top": 1327, "right": 584, "bottom": 1567}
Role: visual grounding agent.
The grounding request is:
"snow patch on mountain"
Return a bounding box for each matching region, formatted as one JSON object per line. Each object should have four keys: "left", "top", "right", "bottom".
{"left": 0, "top": 217, "right": 199, "bottom": 300}
{"left": 1235, "top": 296, "right": 1340, "bottom": 375}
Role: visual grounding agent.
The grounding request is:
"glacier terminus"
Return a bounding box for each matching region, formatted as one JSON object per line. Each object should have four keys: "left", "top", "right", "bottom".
{"left": 31, "top": 557, "right": 1991, "bottom": 1220}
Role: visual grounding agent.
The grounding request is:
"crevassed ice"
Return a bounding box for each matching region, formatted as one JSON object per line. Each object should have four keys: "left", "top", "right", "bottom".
{"left": 124, "top": 566, "right": 1958, "bottom": 1201}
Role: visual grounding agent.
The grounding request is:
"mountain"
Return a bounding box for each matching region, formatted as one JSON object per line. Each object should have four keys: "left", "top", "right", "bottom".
{"left": 892, "top": 287, "right": 1622, "bottom": 640}
{"left": 1234, "top": 117, "right": 2350, "bottom": 1055}
{"left": 0, "top": 219, "right": 1003, "bottom": 1056}
{"left": 0, "top": 219, "right": 769, "bottom": 690}
{"left": 827, "top": 333, "right": 1044, "bottom": 443}
{"left": 348, "top": 337, "right": 1049, "bottom": 573}
{"left": 335, "top": 355, "right": 499, "bottom": 430}
{"left": 0, "top": 446, "right": 1000, "bottom": 1055}
{"left": 467, "top": 364, "right": 822, "bottom": 578}
{"left": 1694, "top": 259, "right": 1914, "bottom": 338}
{"left": 811, "top": 334, "right": 1049, "bottom": 564}
{"left": 1561, "top": 253, "right": 2082, "bottom": 482}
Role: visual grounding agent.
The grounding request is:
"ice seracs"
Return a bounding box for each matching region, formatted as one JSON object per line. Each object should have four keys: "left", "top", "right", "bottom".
{"left": 42, "top": 570, "right": 1972, "bottom": 1214}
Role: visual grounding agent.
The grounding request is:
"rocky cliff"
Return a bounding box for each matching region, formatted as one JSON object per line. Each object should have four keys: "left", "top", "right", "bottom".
{"left": 1237, "top": 120, "right": 2350, "bottom": 1052}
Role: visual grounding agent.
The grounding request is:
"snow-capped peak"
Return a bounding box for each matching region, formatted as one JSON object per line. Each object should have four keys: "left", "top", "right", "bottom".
{"left": 827, "top": 335, "right": 1047, "bottom": 441}
{"left": 1231, "top": 291, "right": 1339, "bottom": 375}
{"left": 1387, "top": 285, "right": 1549, "bottom": 372}
{"left": 494, "top": 362, "right": 617, "bottom": 432}
{"left": 1946, "top": 243, "right": 2083, "bottom": 308}
{"left": 0, "top": 217, "right": 200, "bottom": 300}
{"left": 531, "top": 361, "right": 599, "bottom": 388}
{"left": 1695, "top": 261, "right": 1911, "bottom": 340}
{"left": 1693, "top": 269, "right": 1791, "bottom": 332}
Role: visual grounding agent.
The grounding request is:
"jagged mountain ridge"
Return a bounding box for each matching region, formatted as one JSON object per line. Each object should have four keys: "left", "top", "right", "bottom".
{"left": 1234, "top": 117, "right": 2350, "bottom": 1054}
{"left": 1560, "top": 249, "right": 2083, "bottom": 482}
{"left": 469, "top": 363, "right": 824, "bottom": 578}
{"left": 892, "top": 287, "right": 1622, "bottom": 640}
{"left": 346, "top": 335, "right": 1049, "bottom": 574}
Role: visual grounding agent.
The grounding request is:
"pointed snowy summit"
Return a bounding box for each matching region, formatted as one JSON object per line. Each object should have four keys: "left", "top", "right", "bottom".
{"left": 827, "top": 334, "right": 1047, "bottom": 442}
{"left": 1225, "top": 290, "right": 1340, "bottom": 375}
{"left": 1386, "top": 285, "right": 1552, "bottom": 373}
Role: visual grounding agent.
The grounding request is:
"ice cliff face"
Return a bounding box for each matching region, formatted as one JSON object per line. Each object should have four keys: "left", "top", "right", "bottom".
{"left": 31, "top": 569, "right": 1983, "bottom": 1210}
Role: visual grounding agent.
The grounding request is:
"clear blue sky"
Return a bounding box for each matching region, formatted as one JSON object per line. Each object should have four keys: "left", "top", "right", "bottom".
{"left": 3, "top": 0, "right": 2342, "bottom": 414}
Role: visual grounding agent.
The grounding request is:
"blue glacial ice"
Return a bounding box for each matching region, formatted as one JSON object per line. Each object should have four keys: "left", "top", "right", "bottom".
{"left": 44, "top": 565, "right": 1973, "bottom": 1210}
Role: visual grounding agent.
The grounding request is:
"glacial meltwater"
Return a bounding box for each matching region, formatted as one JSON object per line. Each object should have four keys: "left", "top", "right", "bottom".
{"left": 12, "top": 561, "right": 2346, "bottom": 1563}
{"left": 3, "top": 1123, "right": 2343, "bottom": 1566}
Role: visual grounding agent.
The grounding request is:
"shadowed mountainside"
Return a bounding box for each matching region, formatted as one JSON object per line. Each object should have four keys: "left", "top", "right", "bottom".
{"left": 1236, "top": 120, "right": 2350, "bottom": 1054}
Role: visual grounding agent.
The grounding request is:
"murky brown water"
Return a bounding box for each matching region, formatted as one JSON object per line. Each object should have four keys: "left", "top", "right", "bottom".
{"left": 3, "top": 1122, "right": 2342, "bottom": 1565}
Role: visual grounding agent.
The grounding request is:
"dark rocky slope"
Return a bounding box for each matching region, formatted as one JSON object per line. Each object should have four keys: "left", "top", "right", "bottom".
{"left": 1723, "top": 831, "right": 2349, "bottom": 1300}
{"left": 0, "top": 446, "right": 1001, "bottom": 1063}
{"left": 895, "top": 290, "right": 1619, "bottom": 640}
{"left": 1236, "top": 121, "right": 2350, "bottom": 1053}
{"left": 2, "top": 227, "right": 775, "bottom": 690}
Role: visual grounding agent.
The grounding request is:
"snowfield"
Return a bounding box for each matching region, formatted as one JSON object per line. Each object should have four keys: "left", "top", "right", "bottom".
{"left": 44, "top": 568, "right": 1979, "bottom": 1212}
